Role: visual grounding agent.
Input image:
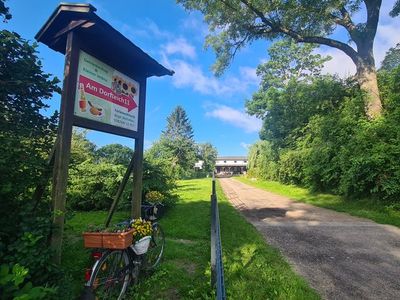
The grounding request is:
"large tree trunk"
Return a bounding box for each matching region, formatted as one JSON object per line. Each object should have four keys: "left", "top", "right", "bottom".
{"left": 356, "top": 62, "right": 382, "bottom": 119}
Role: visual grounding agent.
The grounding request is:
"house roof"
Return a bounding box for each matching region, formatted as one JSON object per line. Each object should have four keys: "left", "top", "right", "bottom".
{"left": 35, "top": 3, "right": 174, "bottom": 79}
{"left": 216, "top": 156, "right": 247, "bottom": 161}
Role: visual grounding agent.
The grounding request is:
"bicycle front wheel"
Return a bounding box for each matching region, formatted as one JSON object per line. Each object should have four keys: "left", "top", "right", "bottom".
{"left": 144, "top": 223, "right": 165, "bottom": 271}
{"left": 88, "top": 250, "right": 130, "bottom": 300}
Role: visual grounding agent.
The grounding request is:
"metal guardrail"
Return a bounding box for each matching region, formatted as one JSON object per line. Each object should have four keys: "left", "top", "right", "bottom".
{"left": 210, "top": 175, "right": 226, "bottom": 300}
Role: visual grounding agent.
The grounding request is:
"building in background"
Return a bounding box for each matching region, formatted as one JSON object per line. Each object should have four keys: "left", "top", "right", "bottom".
{"left": 215, "top": 156, "right": 247, "bottom": 175}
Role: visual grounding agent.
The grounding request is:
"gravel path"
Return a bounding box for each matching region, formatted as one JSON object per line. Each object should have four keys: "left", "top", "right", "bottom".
{"left": 219, "top": 178, "right": 400, "bottom": 300}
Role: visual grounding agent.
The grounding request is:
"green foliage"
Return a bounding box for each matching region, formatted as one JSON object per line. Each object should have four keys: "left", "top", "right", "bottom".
{"left": 278, "top": 149, "right": 307, "bottom": 185}
{"left": 147, "top": 106, "right": 197, "bottom": 179}
{"left": 0, "top": 0, "right": 11, "bottom": 21}
{"left": 96, "top": 143, "right": 133, "bottom": 167}
{"left": 69, "top": 129, "right": 96, "bottom": 166}
{"left": 0, "top": 27, "right": 60, "bottom": 288}
{"left": 247, "top": 65, "right": 400, "bottom": 203}
{"left": 142, "top": 155, "right": 177, "bottom": 206}
{"left": 256, "top": 39, "right": 331, "bottom": 91}
{"left": 247, "top": 140, "right": 278, "bottom": 180}
{"left": 68, "top": 160, "right": 126, "bottom": 210}
{"left": 390, "top": 0, "right": 400, "bottom": 17}
{"left": 380, "top": 43, "right": 400, "bottom": 72}
{"left": 179, "top": 0, "right": 384, "bottom": 117}
{"left": 196, "top": 142, "right": 218, "bottom": 174}
{"left": 66, "top": 130, "right": 177, "bottom": 211}
{"left": 250, "top": 76, "right": 353, "bottom": 149}
{"left": 0, "top": 29, "right": 59, "bottom": 202}
{"left": 0, "top": 264, "right": 57, "bottom": 300}
{"left": 178, "top": 0, "right": 377, "bottom": 75}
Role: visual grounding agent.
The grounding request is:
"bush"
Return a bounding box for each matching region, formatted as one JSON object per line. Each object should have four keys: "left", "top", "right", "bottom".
{"left": 0, "top": 264, "right": 57, "bottom": 300}
{"left": 67, "top": 161, "right": 126, "bottom": 210}
{"left": 247, "top": 140, "right": 278, "bottom": 180}
{"left": 278, "top": 149, "right": 307, "bottom": 185}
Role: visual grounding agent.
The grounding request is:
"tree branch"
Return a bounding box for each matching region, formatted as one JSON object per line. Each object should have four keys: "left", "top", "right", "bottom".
{"left": 364, "top": 0, "right": 382, "bottom": 37}
{"left": 238, "top": 0, "right": 360, "bottom": 63}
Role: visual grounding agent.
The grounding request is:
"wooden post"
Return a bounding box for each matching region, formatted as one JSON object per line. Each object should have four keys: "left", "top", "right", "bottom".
{"left": 105, "top": 153, "right": 135, "bottom": 227}
{"left": 50, "top": 31, "right": 80, "bottom": 264}
{"left": 131, "top": 79, "right": 147, "bottom": 218}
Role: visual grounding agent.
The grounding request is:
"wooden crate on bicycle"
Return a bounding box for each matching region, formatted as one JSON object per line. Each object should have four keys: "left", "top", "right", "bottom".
{"left": 82, "top": 229, "right": 135, "bottom": 249}
{"left": 102, "top": 229, "right": 135, "bottom": 249}
{"left": 82, "top": 232, "right": 104, "bottom": 248}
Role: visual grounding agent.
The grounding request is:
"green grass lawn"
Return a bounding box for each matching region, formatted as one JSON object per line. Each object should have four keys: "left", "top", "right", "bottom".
{"left": 61, "top": 178, "right": 318, "bottom": 299}
{"left": 236, "top": 177, "right": 400, "bottom": 228}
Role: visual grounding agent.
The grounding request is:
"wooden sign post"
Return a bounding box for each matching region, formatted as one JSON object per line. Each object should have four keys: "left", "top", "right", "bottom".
{"left": 36, "top": 3, "right": 173, "bottom": 263}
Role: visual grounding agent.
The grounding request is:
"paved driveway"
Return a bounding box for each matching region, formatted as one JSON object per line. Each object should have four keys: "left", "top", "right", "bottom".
{"left": 219, "top": 178, "right": 400, "bottom": 300}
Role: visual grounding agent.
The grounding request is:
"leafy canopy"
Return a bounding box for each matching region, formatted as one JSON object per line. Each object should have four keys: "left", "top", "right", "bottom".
{"left": 178, "top": 0, "right": 377, "bottom": 75}
{"left": 380, "top": 43, "right": 400, "bottom": 72}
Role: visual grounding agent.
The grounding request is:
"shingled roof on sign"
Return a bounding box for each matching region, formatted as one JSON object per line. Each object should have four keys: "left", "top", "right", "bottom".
{"left": 35, "top": 3, "right": 174, "bottom": 79}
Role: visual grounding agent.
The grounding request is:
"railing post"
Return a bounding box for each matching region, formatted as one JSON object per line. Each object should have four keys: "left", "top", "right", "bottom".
{"left": 210, "top": 175, "right": 216, "bottom": 287}
{"left": 210, "top": 174, "right": 226, "bottom": 299}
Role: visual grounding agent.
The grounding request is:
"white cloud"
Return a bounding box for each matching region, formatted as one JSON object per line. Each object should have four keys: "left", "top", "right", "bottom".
{"left": 121, "top": 19, "right": 172, "bottom": 41}
{"left": 181, "top": 15, "right": 209, "bottom": 40}
{"left": 316, "top": 47, "right": 356, "bottom": 77}
{"left": 161, "top": 55, "right": 250, "bottom": 96}
{"left": 240, "top": 142, "right": 251, "bottom": 150}
{"left": 206, "top": 105, "right": 262, "bottom": 133}
{"left": 162, "top": 38, "right": 196, "bottom": 59}
{"left": 240, "top": 66, "right": 260, "bottom": 85}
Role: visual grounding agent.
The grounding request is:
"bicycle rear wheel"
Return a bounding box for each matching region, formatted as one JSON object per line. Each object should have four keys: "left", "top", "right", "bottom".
{"left": 143, "top": 223, "right": 165, "bottom": 271}
{"left": 88, "top": 250, "right": 130, "bottom": 300}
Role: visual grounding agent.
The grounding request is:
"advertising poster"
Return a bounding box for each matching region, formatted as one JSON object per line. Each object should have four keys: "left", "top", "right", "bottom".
{"left": 74, "top": 50, "right": 140, "bottom": 132}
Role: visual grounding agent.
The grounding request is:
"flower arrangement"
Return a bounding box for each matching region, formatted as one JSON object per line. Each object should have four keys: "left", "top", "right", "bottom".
{"left": 145, "top": 191, "right": 165, "bottom": 204}
{"left": 131, "top": 218, "right": 153, "bottom": 242}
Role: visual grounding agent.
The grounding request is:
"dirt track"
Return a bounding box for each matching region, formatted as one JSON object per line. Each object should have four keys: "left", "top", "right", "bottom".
{"left": 219, "top": 178, "right": 400, "bottom": 300}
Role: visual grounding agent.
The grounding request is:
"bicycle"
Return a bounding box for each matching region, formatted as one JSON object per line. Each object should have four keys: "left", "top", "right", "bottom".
{"left": 82, "top": 204, "right": 165, "bottom": 300}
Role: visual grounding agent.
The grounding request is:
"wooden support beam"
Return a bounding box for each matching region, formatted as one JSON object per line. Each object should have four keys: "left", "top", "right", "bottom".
{"left": 50, "top": 31, "right": 80, "bottom": 264}
{"left": 131, "top": 79, "right": 147, "bottom": 219}
{"left": 105, "top": 152, "right": 135, "bottom": 227}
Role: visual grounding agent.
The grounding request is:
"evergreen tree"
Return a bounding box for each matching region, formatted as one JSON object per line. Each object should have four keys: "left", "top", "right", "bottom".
{"left": 151, "top": 106, "right": 197, "bottom": 178}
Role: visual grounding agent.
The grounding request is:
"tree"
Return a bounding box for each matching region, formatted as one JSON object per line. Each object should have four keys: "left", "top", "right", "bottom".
{"left": 178, "top": 0, "right": 386, "bottom": 118}
{"left": 255, "top": 39, "right": 331, "bottom": 91}
{"left": 0, "top": 21, "right": 60, "bottom": 285}
{"left": 0, "top": 0, "right": 11, "bottom": 22}
{"left": 148, "top": 106, "right": 197, "bottom": 178}
{"left": 380, "top": 43, "right": 400, "bottom": 71}
{"left": 70, "top": 129, "right": 96, "bottom": 166}
{"left": 246, "top": 40, "right": 331, "bottom": 119}
{"left": 96, "top": 143, "right": 134, "bottom": 167}
{"left": 197, "top": 143, "right": 218, "bottom": 173}
{"left": 247, "top": 140, "right": 278, "bottom": 180}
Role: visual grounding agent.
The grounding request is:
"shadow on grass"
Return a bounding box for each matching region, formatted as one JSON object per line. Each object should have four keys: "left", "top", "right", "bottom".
{"left": 62, "top": 177, "right": 318, "bottom": 300}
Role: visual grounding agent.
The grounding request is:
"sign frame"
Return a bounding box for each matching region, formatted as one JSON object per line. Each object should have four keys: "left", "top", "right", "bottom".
{"left": 72, "top": 49, "right": 143, "bottom": 138}
{"left": 35, "top": 3, "right": 172, "bottom": 264}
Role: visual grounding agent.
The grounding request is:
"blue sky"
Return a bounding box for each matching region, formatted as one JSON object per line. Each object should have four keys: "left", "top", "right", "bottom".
{"left": 3, "top": 0, "right": 399, "bottom": 156}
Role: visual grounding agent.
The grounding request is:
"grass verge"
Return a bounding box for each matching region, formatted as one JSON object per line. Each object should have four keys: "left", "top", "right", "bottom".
{"left": 236, "top": 177, "right": 400, "bottom": 228}
{"left": 61, "top": 178, "right": 318, "bottom": 299}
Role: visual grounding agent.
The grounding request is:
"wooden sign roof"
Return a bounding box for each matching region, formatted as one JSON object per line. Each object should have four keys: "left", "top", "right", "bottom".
{"left": 35, "top": 3, "right": 174, "bottom": 79}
